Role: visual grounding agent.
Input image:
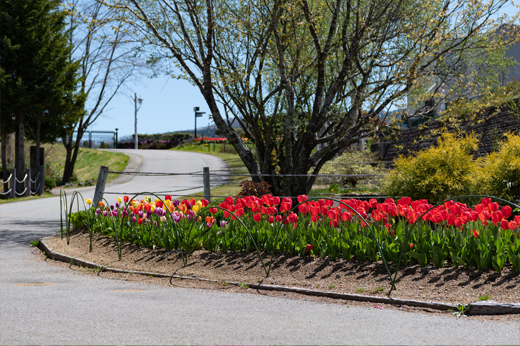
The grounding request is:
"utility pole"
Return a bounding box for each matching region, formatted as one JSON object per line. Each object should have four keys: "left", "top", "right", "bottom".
{"left": 134, "top": 93, "right": 143, "bottom": 150}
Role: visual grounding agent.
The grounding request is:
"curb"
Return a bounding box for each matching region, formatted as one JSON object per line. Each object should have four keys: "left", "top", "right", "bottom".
{"left": 37, "top": 238, "right": 520, "bottom": 316}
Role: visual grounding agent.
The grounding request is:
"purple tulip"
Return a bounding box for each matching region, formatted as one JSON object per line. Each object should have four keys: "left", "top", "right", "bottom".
{"left": 153, "top": 221, "right": 158, "bottom": 227}
{"left": 110, "top": 205, "right": 114, "bottom": 210}
{"left": 95, "top": 208, "right": 101, "bottom": 215}
{"left": 220, "top": 221, "right": 227, "bottom": 228}
{"left": 115, "top": 202, "right": 120, "bottom": 208}
{"left": 111, "top": 210, "right": 117, "bottom": 217}
{"left": 146, "top": 210, "right": 152, "bottom": 218}
{"left": 172, "top": 199, "right": 180, "bottom": 207}
{"left": 102, "top": 210, "right": 108, "bottom": 217}
{"left": 138, "top": 211, "right": 143, "bottom": 218}
{"left": 132, "top": 216, "right": 136, "bottom": 223}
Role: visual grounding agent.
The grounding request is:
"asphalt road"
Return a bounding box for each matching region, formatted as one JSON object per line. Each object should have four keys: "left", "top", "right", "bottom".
{"left": 1, "top": 149, "right": 519, "bottom": 345}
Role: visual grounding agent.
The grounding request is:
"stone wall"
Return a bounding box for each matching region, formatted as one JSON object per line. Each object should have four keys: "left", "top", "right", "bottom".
{"left": 373, "top": 100, "right": 520, "bottom": 161}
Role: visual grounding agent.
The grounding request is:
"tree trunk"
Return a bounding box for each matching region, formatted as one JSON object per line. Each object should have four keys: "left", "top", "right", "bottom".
{"left": 1, "top": 117, "right": 8, "bottom": 195}
{"left": 15, "top": 111, "right": 25, "bottom": 194}
{"left": 62, "top": 129, "right": 84, "bottom": 183}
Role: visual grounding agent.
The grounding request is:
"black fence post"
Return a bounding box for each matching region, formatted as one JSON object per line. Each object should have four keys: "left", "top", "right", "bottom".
{"left": 203, "top": 167, "right": 211, "bottom": 203}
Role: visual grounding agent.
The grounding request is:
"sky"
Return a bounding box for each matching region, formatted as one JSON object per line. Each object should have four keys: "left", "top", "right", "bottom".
{"left": 88, "top": 3, "right": 519, "bottom": 139}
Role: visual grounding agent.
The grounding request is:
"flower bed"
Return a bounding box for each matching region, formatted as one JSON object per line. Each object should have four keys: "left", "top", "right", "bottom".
{"left": 70, "top": 194, "right": 520, "bottom": 275}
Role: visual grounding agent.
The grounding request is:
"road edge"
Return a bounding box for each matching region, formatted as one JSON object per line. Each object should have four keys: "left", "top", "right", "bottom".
{"left": 36, "top": 237, "right": 520, "bottom": 316}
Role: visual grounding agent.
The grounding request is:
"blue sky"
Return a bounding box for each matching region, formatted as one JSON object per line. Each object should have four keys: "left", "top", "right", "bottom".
{"left": 89, "top": 4, "right": 519, "bottom": 138}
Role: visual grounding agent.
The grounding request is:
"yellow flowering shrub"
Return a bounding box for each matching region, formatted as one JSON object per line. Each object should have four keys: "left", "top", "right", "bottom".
{"left": 382, "top": 131, "right": 480, "bottom": 204}
{"left": 475, "top": 132, "right": 520, "bottom": 202}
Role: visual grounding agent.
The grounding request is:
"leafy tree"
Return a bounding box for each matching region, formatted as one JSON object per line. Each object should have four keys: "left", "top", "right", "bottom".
{"left": 0, "top": 0, "right": 83, "bottom": 192}
{"left": 59, "top": 0, "right": 140, "bottom": 183}
{"left": 106, "top": 0, "right": 516, "bottom": 197}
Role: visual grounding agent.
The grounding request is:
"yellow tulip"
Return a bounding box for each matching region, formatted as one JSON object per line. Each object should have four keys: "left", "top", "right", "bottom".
{"left": 164, "top": 200, "right": 171, "bottom": 207}
{"left": 86, "top": 198, "right": 92, "bottom": 205}
{"left": 117, "top": 197, "right": 122, "bottom": 203}
{"left": 192, "top": 205, "right": 199, "bottom": 213}
{"left": 151, "top": 206, "right": 155, "bottom": 213}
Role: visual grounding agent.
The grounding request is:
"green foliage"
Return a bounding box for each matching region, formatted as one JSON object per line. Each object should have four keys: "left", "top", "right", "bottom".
{"left": 70, "top": 211, "right": 87, "bottom": 229}
{"left": 30, "top": 239, "right": 40, "bottom": 247}
{"left": 475, "top": 133, "right": 520, "bottom": 202}
{"left": 383, "top": 131, "right": 479, "bottom": 203}
{"left": 320, "top": 149, "right": 386, "bottom": 188}
{"left": 44, "top": 177, "right": 56, "bottom": 191}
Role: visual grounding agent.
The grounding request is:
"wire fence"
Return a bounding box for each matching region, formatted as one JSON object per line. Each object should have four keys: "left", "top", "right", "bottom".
{"left": 92, "top": 162, "right": 388, "bottom": 205}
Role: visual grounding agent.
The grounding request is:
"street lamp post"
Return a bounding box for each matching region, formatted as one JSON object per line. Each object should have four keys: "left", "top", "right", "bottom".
{"left": 115, "top": 128, "right": 118, "bottom": 148}
{"left": 134, "top": 93, "right": 143, "bottom": 150}
{"left": 194, "top": 107, "right": 205, "bottom": 139}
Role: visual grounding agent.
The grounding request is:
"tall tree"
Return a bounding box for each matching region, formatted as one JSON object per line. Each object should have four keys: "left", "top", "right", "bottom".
{"left": 1, "top": 0, "right": 82, "bottom": 193}
{"left": 108, "top": 0, "right": 516, "bottom": 197}
{"left": 60, "top": 0, "right": 140, "bottom": 183}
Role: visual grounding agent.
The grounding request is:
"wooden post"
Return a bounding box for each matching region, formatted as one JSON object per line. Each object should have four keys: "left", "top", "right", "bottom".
{"left": 203, "top": 167, "right": 211, "bottom": 203}
{"left": 93, "top": 166, "right": 109, "bottom": 207}
{"left": 9, "top": 168, "right": 15, "bottom": 199}
{"left": 25, "top": 168, "right": 31, "bottom": 197}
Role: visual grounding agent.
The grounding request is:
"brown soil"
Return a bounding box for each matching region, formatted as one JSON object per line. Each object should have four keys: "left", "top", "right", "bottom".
{"left": 41, "top": 230, "right": 520, "bottom": 321}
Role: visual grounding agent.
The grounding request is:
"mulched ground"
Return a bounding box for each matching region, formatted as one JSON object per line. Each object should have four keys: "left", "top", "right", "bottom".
{"left": 40, "top": 229, "right": 520, "bottom": 321}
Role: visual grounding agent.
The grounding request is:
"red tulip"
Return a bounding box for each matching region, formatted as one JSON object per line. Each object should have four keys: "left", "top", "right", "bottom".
{"left": 280, "top": 202, "right": 291, "bottom": 213}
{"left": 305, "top": 244, "right": 313, "bottom": 252}
{"left": 297, "top": 195, "right": 308, "bottom": 203}
{"left": 491, "top": 211, "right": 503, "bottom": 225}
{"left": 201, "top": 199, "right": 209, "bottom": 207}
{"left": 210, "top": 208, "right": 217, "bottom": 214}
{"left": 409, "top": 243, "right": 414, "bottom": 248}
{"left": 298, "top": 204, "right": 308, "bottom": 214}
{"left": 472, "top": 229, "right": 479, "bottom": 238}
{"left": 276, "top": 215, "right": 283, "bottom": 222}
{"left": 253, "top": 213, "right": 261, "bottom": 222}
{"left": 165, "top": 195, "right": 172, "bottom": 201}
{"left": 288, "top": 212, "right": 298, "bottom": 224}
{"left": 341, "top": 212, "right": 352, "bottom": 222}
{"left": 501, "top": 206, "right": 512, "bottom": 219}
{"left": 156, "top": 200, "right": 163, "bottom": 208}
{"left": 138, "top": 218, "right": 143, "bottom": 225}
{"left": 268, "top": 215, "right": 274, "bottom": 224}
{"left": 397, "top": 197, "right": 412, "bottom": 207}
{"left": 311, "top": 215, "right": 319, "bottom": 223}
{"left": 369, "top": 199, "right": 378, "bottom": 209}
{"left": 508, "top": 221, "right": 518, "bottom": 231}
{"left": 223, "top": 211, "right": 231, "bottom": 218}
{"left": 501, "top": 220, "right": 509, "bottom": 230}
{"left": 124, "top": 196, "right": 129, "bottom": 203}
{"left": 225, "top": 196, "right": 234, "bottom": 205}
{"left": 489, "top": 202, "right": 499, "bottom": 212}
{"left": 236, "top": 208, "right": 244, "bottom": 217}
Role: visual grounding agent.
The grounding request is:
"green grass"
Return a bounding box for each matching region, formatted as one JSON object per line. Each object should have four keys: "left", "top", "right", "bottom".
{"left": 478, "top": 293, "right": 491, "bottom": 301}
{"left": 43, "top": 143, "right": 128, "bottom": 185}
{"left": 0, "top": 191, "right": 55, "bottom": 204}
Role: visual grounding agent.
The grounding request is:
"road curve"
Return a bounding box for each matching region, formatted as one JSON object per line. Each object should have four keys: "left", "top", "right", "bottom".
{"left": 1, "top": 149, "right": 519, "bottom": 345}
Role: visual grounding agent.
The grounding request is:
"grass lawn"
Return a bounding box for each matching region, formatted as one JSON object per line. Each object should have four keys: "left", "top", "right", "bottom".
{"left": 44, "top": 144, "right": 128, "bottom": 185}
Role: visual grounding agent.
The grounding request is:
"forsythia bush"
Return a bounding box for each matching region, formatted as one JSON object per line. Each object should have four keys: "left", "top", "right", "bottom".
{"left": 320, "top": 148, "right": 386, "bottom": 187}
{"left": 475, "top": 133, "right": 520, "bottom": 202}
{"left": 383, "top": 131, "right": 480, "bottom": 204}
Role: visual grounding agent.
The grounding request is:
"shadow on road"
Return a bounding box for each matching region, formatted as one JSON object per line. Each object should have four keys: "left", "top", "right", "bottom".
{"left": 0, "top": 220, "right": 61, "bottom": 248}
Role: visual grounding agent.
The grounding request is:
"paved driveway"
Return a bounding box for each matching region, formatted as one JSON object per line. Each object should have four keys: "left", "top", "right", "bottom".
{"left": 1, "top": 149, "right": 518, "bottom": 345}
